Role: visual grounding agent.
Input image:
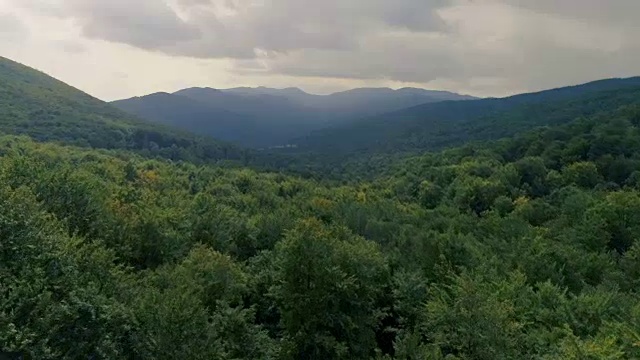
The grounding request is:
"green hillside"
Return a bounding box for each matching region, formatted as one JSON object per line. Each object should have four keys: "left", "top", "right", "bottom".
{"left": 277, "top": 79, "right": 640, "bottom": 180}
{"left": 0, "top": 56, "right": 254, "bottom": 164}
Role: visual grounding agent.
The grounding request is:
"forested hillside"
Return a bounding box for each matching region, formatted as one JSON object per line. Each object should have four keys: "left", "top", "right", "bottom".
{"left": 0, "top": 56, "right": 258, "bottom": 165}
{"left": 2, "top": 68, "right": 640, "bottom": 359}
{"left": 295, "top": 77, "right": 640, "bottom": 155}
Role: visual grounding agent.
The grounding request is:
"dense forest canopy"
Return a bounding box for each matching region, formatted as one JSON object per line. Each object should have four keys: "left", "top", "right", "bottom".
{"left": 1, "top": 57, "right": 640, "bottom": 359}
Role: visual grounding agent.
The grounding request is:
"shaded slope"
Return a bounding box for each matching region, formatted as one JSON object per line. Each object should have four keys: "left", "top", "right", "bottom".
{"left": 313, "top": 87, "right": 477, "bottom": 118}
{"left": 295, "top": 77, "right": 640, "bottom": 155}
{"left": 112, "top": 92, "right": 266, "bottom": 147}
{"left": 117, "top": 88, "right": 327, "bottom": 148}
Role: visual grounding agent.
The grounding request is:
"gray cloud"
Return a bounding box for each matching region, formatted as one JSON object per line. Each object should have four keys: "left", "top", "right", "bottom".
{"left": 159, "top": 0, "right": 452, "bottom": 60}
{"left": 504, "top": 0, "right": 640, "bottom": 26}
{"left": 0, "top": 12, "right": 29, "bottom": 41}
{"left": 59, "top": 40, "right": 87, "bottom": 54}
{"left": 6, "top": 0, "right": 640, "bottom": 96}
{"left": 17, "top": 0, "right": 201, "bottom": 48}
{"left": 236, "top": 0, "right": 640, "bottom": 93}
{"left": 13, "top": 0, "right": 450, "bottom": 57}
{"left": 78, "top": 0, "right": 200, "bottom": 48}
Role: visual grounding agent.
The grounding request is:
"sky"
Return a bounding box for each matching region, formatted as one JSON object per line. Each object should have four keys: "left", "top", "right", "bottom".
{"left": 0, "top": 0, "right": 638, "bottom": 101}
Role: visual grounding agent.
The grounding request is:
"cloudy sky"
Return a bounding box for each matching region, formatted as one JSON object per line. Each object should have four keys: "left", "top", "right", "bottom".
{"left": 0, "top": 0, "right": 638, "bottom": 101}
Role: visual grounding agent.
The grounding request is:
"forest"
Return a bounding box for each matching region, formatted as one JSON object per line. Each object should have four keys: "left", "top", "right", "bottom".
{"left": 2, "top": 56, "right": 640, "bottom": 359}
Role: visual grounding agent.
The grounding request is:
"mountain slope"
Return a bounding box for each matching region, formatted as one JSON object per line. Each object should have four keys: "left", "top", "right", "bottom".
{"left": 111, "top": 92, "right": 267, "bottom": 146}
{"left": 220, "top": 86, "right": 476, "bottom": 115}
{"left": 222, "top": 86, "right": 311, "bottom": 101}
{"left": 312, "top": 87, "right": 477, "bottom": 118}
{"left": 0, "top": 56, "right": 255, "bottom": 164}
{"left": 112, "top": 86, "right": 476, "bottom": 148}
{"left": 115, "top": 88, "right": 328, "bottom": 148}
{"left": 295, "top": 77, "right": 640, "bottom": 155}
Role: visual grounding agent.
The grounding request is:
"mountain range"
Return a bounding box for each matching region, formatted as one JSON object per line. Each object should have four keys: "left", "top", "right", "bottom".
{"left": 112, "top": 86, "right": 476, "bottom": 147}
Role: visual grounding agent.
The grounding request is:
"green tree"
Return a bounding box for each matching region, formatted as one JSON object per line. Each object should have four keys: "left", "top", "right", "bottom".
{"left": 418, "top": 180, "right": 443, "bottom": 209}
{"left": 417, "top": 271, "right": 530, "bottom": 360}
{"left": 0, "top": 185, "right": 133, "bottom": 359}
{"left": 271, "top": 219, "right": 389, "bottom": 359}
{"left": 562, "top": 162, "right": 601, "bottom": 188}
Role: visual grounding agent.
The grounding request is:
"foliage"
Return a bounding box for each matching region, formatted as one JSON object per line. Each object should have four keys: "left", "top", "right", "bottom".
{"left": 2, "top": 58, "right": 640, "bottom": 359}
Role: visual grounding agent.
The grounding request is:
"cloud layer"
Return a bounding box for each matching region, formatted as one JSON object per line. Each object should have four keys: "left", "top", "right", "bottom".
{"left": 2, "top": 0, "right": 640, "bottom": 99}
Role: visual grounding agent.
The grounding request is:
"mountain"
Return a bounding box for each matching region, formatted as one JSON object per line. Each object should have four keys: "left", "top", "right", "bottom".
{"left": 219, "top": 86, "right": 477, "bottom": 119}
{"left": 221, "top": 86, "right": 475, "bottom": 114}
{"left": 110, "top": 92, "right": 265, "bottom": 145}
{"left": 112, "top": 86, "right": 476, "bottom": 148}
{"left": 222, "top": 86, "right": 311, "bottom": 100}
{"left": 4, "top": 56, "right": 640, "bottom": 359}
{"left": 115, "top": 88, "right": 325, "bottom": 148}
{"left": 0, "top": 56, "right": 255, "bottom": 164}
{"left": 294, "top": 77, "right": 640, "bottom": 157}
{"left": 309, "top": 87, "right": 476, "bottom": 118}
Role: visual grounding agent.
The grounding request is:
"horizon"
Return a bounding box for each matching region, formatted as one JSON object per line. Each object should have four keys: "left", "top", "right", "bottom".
{"left": 116, "top": 75, "right": 640, "bottom": 101}
{"left": 111, "top": 84, "right": 480, "bottom": 101}
{"left": 11, "top": 54, "right": 640, "bottom": 104}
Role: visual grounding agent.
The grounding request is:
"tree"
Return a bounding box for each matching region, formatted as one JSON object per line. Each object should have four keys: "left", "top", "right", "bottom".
{"left": 453, "top": 176, "right": 505, "bottom": 215}
{"left": 0, "top": 185, "right": 133, "bottom": 359}
{"left": 416, "top": 271, "right": 530, "bottom": 359}
{"left": 587, "top": 191, "right": 640, "bottom": 254}
{"left": 271, "top": 219, "right": 389, "bottom": 359}
{"left": 418, "top": 180, "right": 442, "bottom": 209}
{"left": 562, "top": 162, "right": 601, "bottom": 188}
{"left": 130, "top": 246, "right": 275, "bottom": 359}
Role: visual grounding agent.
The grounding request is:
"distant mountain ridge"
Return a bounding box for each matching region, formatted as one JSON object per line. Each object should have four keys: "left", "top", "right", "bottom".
{"left": 293, "top": 76, "right": 640, "bottom": 156}
{"left": 222, "top": 86, "right": 311, "bottom": 99}
{"left": 0, "top": 55, "right": 256, "bottom": 165}
{"left": 112, "top": 86, "right": 476, "bottom": 147}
